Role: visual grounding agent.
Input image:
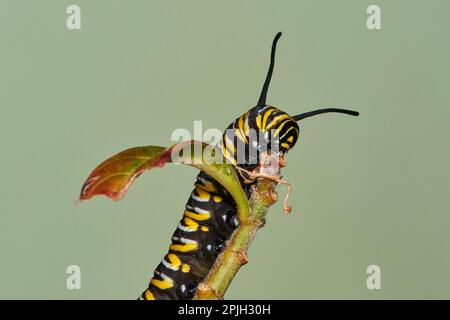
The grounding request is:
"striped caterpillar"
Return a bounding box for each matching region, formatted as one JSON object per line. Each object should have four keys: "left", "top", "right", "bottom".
{"left": 139, "top": 32, "right": 359, "bottom": 300}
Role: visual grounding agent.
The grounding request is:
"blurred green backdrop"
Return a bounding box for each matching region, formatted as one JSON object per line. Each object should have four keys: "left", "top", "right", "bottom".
{"left": 1, "top": 0, "right": 449, "bottom": 299}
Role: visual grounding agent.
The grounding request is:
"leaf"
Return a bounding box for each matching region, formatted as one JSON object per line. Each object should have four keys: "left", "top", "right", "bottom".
{"left": 79, "top": 141, "right": 250, "bottom": 221}
{"left": 79, "top": 146, "right": 166, "bottom": 201}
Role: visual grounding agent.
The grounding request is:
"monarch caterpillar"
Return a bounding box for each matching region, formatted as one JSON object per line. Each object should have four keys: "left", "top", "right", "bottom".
{"left": 138, "top": 32, "right": 359, "bottom": 300}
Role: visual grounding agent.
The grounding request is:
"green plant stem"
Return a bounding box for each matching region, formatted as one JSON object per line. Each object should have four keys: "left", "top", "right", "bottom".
{"left": 195, "top": 176, "right": 278, "bottom": 300}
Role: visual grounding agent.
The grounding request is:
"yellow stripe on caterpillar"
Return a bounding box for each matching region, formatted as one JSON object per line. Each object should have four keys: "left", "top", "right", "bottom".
{"left": 256, "top": 114, "right": 262, "bottom": 129}
{"left": 224, "top": 134, "right": 236, "bottom": 155}
{"left": 162, "top": 253, "right": 182, "bottom": 271}
{"left": 221, "top": 140, "right": 237, "bottom": 166}
{"left": 233, "top": 128, "right": 247, "bottom": 144}
{"left": 262, "top": 107, "right": 276, "bottom": 129}
{"left": 184, "top": 209, "right": 211, "bottom": 221}
{"left": 276, "top": 122, "right": 298, "bottom": 139}
{"left": 196, "top": 176, "right": 217, "bottom": 192}
{"left": 169, "top": 238, "right": 198, "bottom": 253}
{"left": 150, "top": 273, "right": 174, "bottom": 290}
{"left": 192, "top": 187, "right": 211, "bottom": 202}
{"left": 237, "top": 116, "right": 247, "bottom": 143}
{"left": 266, "top": 114, "right": 290, "bottom": 129}
{"left": 194, "top": 182, "right": 214, "bottom": 193}
{"left": 281, "top": 142, "right": 291, "bottom": 150}
{"left": 182, "top": 217, "right": 199, "bottom": 231}
{"left": 144, "top": 289, "right": 155, "bottom": 300}
{"left": 243, "top": 113, "right": 250, "bottom": 136}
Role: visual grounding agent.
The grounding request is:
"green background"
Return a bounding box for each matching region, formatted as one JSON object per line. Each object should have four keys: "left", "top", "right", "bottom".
{"left": 1, "top": 0, "right": 449, "bottom": 299}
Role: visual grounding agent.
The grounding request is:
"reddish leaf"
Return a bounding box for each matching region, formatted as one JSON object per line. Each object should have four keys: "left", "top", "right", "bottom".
{"left": 79, "top": 141, "right": 214, "bottom": 202}
{"left": 79, "top": 146, "right": 167, "bottom": 201}
{"left": 79, "top": 141, "right": 249, "bottom": 223}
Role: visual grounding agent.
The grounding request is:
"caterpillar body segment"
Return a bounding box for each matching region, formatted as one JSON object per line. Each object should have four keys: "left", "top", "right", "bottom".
{"left": 141, "top": 172, "right": 237, "bottom": 300}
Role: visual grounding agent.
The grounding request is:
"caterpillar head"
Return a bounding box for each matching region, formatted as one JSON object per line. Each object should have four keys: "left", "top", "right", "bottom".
{"left": 220, "top": 32, "right": 358, "bottom": 169}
